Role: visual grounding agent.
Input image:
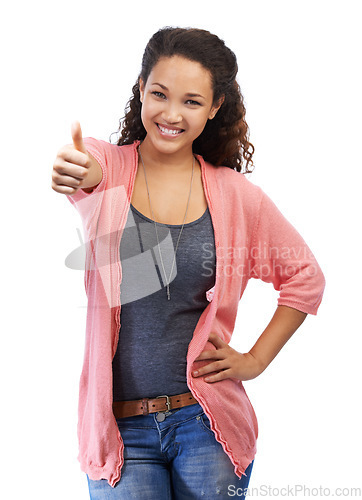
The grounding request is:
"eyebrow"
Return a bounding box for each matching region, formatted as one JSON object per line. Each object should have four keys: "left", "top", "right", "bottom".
{"left": 151, "top": 82, "right": 206, "bottom": 100}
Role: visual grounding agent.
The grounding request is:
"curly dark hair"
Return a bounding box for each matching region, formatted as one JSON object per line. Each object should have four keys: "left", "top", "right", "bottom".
{"left": 110, "top": 27, "right": 255, "bottom": 173}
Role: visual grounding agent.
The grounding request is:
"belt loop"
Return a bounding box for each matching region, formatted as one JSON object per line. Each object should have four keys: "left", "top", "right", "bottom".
{"left": 141, "top": 398, "right": 149, "bottom": 415}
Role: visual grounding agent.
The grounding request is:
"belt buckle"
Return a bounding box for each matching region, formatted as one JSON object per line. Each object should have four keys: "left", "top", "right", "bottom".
{"left": 156, "top": 394, "right": 172, "bottom": 411}
{"left": 155, "top": 394, "right": 172, "bottom": 422}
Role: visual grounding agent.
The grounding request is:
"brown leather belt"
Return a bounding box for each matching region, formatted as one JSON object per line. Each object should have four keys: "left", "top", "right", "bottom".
{"left": 113, "top": 391, "right": 198, "bottom": 419}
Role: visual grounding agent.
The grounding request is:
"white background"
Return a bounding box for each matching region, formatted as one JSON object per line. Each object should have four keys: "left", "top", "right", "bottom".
{"left": 1, "top": 1, "right": 361, "bottom": 498}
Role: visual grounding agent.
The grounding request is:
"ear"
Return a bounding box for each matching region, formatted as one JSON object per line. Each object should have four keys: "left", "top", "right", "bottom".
{"left": 139, "top": 78, "right": 145, "bottom": 103}
{"left": 208, "top": 95, "right": 225, "bottom": 120}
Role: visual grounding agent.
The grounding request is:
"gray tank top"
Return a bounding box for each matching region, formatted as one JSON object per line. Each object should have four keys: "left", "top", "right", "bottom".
{"left": 112, "top": 202, "right": 216, "bottom": 401}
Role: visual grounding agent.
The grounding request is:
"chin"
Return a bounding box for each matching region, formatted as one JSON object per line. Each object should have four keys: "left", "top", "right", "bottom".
{"left": 149, "top": 135, "right": 189, "bottom": 156}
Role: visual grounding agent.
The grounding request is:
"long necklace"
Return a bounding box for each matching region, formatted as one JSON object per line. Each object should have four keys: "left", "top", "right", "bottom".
{"left": 138, "top": 145, "right": 195, "bottom": 300}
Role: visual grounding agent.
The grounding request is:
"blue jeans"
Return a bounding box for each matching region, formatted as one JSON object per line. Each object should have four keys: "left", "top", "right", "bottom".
{"left": 86, "top": 402, "right": 254, "bottom": 499}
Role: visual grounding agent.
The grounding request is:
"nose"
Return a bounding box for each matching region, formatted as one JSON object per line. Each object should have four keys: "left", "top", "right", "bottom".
{"left": 163, "top": 102, "right": 182, "bottom": 124}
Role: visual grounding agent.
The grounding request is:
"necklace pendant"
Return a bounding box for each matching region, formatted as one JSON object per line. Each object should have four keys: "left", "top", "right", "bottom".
{"left": 167, "top": 285, "right": 170, "bottom": 301}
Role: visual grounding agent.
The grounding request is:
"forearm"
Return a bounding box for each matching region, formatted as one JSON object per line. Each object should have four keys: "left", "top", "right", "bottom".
{"left": 248, "top": 305, "right": 307, "bottom": 374}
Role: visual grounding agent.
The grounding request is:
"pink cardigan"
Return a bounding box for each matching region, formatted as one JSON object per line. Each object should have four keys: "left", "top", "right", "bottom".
{"left": 66, "top": 138, "right": 325, "bottom": 488}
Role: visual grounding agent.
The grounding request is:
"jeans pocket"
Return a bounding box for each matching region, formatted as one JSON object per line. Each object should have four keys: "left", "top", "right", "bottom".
{"left": 196, "top": 412, "right": 215, "bottom": 436}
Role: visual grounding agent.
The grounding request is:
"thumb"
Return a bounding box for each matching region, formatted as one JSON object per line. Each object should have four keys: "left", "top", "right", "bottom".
{"left": 71, "top": 120, "right": 87, "bottom": 154}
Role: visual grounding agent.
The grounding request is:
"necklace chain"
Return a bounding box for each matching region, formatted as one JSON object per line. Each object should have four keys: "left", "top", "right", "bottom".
{"left": 137, "top": 145, "right": 195, "bottom": 300}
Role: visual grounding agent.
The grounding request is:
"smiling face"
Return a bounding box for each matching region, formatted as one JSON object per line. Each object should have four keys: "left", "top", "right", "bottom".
{"left": 139, "top": 56, "right": 223, "bottom": 160}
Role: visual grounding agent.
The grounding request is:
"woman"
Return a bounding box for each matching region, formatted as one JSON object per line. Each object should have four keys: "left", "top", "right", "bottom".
{"left": 51, "top": 27, "right": 325, "bottom": 499}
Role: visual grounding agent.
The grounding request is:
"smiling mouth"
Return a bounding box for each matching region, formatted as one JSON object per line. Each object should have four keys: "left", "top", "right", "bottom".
{"left": 157, "top": 123, "right": 184, "bottom": 136}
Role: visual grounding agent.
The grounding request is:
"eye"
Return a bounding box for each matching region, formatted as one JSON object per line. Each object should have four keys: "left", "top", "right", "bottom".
{"left": 186, "top": 99, "right": 201, "bottom": 106}
{"left": 151, "top": 91, "right": 166, "bottom": 99}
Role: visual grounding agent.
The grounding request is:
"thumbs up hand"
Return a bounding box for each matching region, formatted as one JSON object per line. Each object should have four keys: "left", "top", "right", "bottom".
{"left": 51, "top": 121, "right": 93, "bottom": 195}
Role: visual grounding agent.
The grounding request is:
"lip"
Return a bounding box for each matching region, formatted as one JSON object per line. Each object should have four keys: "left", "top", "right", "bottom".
{"left": 156, "top": 123, "right": 185, "bottom": 137}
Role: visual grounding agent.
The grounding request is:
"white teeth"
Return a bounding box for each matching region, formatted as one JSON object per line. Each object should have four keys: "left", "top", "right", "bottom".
{"left": 158, "top": 124, "right": 183, "bottom": 135}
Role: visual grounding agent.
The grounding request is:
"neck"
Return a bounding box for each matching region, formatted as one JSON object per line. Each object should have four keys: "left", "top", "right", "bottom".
{"left": 138, "top": 136, "right": 195, "bottom": 176}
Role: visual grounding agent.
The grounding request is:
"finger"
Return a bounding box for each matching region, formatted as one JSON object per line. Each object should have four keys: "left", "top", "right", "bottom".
{"left": 207, "top": 332, "right": 227, "bottom": 349}
{"left": 204, "top": 369, "right": 233, "bottom": 383}
{"left": 51, "top": 179, "right": 79, "bottom": 195}
{"left": 192, "top": 359, "right": 228, "bottom": 377}
{"left": 53, "top": 172, "right": 83, "bottom": 188}
{"left": 71, "top": 120, "right": 87, "bottom": 154}
{"left": 194, "top": 350, "right": 221, "bottom": 361}
{"left": 54, "top": 157, "right": 89, "bottom": 178}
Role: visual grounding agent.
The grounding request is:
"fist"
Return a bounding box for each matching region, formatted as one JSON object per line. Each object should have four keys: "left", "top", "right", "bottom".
{"left": 51, "top": 121, "right": 91, "bottom": 195}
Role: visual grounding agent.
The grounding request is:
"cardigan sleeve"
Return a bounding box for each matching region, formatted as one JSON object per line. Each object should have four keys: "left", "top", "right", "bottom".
{"left": 65, "top": 137, "right": 110, "bottom": 228}
{"left": 249, "top": 188, "right": 326, "bottom": 315}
